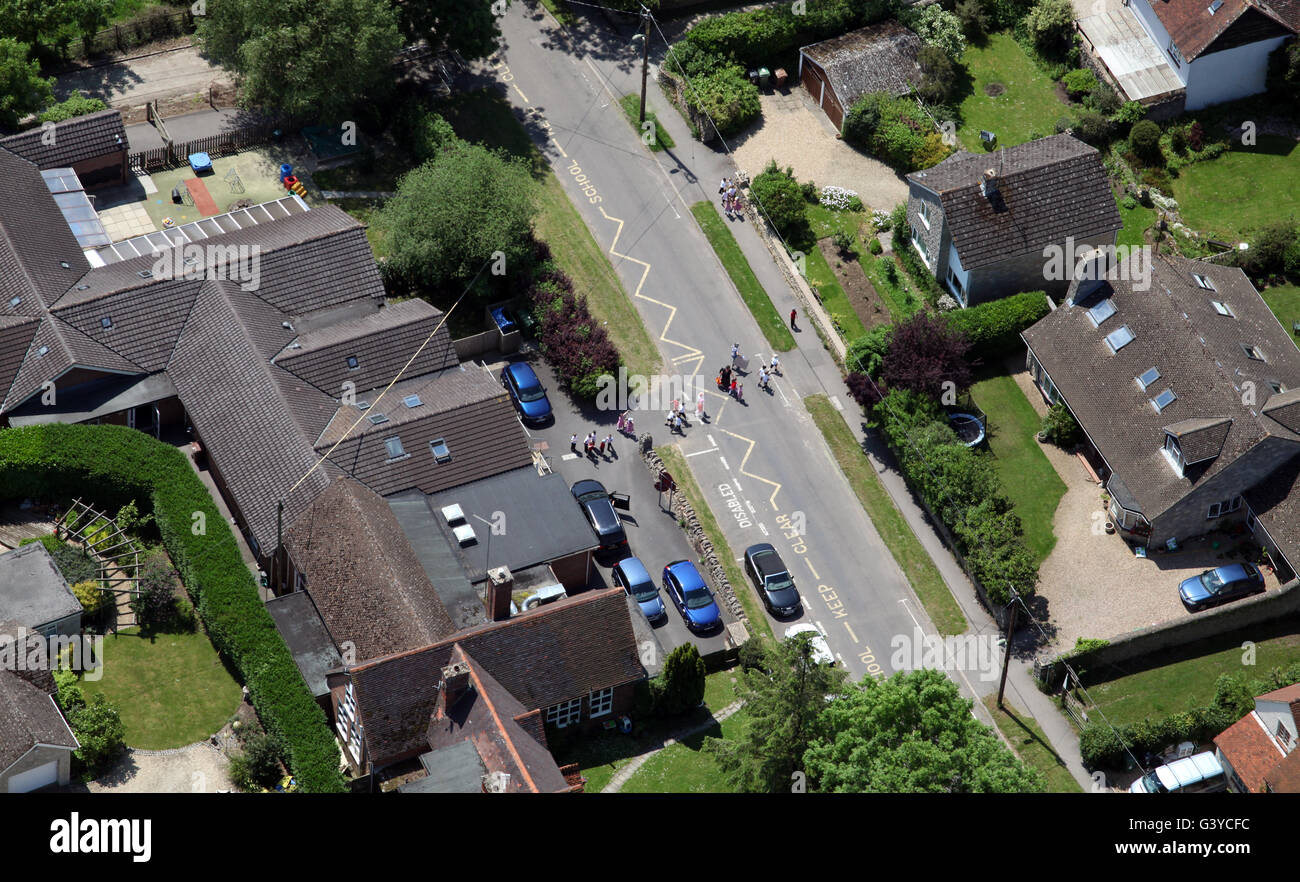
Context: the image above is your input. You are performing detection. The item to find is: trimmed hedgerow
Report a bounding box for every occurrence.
[943,289,1050,360]
[0,424,346,792]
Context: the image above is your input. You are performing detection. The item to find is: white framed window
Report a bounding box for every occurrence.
[1270,380,1286,394]
[946,268,967,306]
[1087,298,1116,327]
[1211,300,1233,317]
[1193,273,1216,291]
[1168,39,1183,67]
[336,682,365,765]
[1207,497,1241,519]
[911,230,931,268]
[430,438,451,463]
[1242,344,1266,362]
[589,687,614,718]
[1162,433,1186,476]
[1104,324,1135,353]
[1150,388,1177,412]
[384,436,407,460]
[1136,367,1160,390]
[1278,722,1293,750]
[546,697,583,728]
[918,200,932,230]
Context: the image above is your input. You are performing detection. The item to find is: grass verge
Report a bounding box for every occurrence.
[983,695,1083,793]
[79,626,242,750]
[618,94,675,152]
[969,371,1066,564]
[804,394,967,635]
[690,201,796,352]
[656,444,772,639]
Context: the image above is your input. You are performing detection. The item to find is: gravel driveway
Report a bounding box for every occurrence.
[730,90,909,214]
[87,742,232,794]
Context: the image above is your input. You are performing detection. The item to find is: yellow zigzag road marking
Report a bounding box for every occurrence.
[716,427,782,510]
[599,206,700,360]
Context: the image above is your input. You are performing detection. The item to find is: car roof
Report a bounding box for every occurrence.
[506,362,539,384]
[666,560,705,588]
[572,478,606,496]
[785,623,820,638]
[749,545,786,575]
[1214,563,1251,580]
[616,556,651,583]
[1156,752,1222,789]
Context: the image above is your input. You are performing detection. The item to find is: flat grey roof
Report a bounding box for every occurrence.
[7,372,176,426]
[265,590,342,699]
[1078,8,1184,102]
[0,543,80,631]
[387,491,486,631]
[399,741,486,793]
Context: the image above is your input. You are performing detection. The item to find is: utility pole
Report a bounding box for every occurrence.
[638,5,651,124]
[997,588,1020,709]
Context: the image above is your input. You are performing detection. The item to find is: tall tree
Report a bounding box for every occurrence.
[804,669,1045,792]
[705,634,847,792]
[656,643,706,715]
[880,311,972,401]
[197,0,403,121]
[0,0,110,55]
[0,37,53,129]
[376,140,538,290]
[394,0,504,59]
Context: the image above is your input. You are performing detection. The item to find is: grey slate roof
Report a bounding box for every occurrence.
[284,476,456,662]
[399,740,486,793]
[0,148,90,311]
[0,543,81,631]
[0,110,127,170]
[800,20,923,102]
[0,668,77,773]
[907,134,1121,270]
[1022,255,1300,520]
[1244,455,1300,571]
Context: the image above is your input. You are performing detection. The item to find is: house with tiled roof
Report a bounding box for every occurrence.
[1214,682,1300,791]
[1022,254,1300,576]
[905,134,1121,307]
[797,21,924,131]
[1123,0,1300,111]
[0,543,81,638]
[0,109,129,189]
[329,588,646,781]
[0,668,78,792]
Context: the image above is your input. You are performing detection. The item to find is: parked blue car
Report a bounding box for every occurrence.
[1178,563,1265,612]
[501,362,552,424]
[612,557,666,624]
[663,560,721,632]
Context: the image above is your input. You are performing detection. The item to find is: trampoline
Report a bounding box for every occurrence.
[948,412,986,447]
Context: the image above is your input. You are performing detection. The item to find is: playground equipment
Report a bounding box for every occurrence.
[279,163,306,197]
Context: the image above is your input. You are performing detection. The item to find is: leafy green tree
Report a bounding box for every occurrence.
[955,0,988,41]
[910,4,966,58]
[750,160,807,239]
[197,0,403,121]
[38,93,106,123]
[657,643,706,715]
[243,732,285,789]
[67,693,126,777]
[1025,0,1074,55]
[377,141,538,290]
[0,38,53,129]
[805,669,1045,792]
[393,0,505,59]
[0,0,110,55]
[1128,119,1162,164]
[916,44,957,104]
[705,633,847,792]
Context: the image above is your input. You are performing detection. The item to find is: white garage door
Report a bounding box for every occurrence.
[8,760,58,793]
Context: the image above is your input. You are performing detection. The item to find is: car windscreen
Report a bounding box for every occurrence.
[684,587,713,609]
[516,382,546,402]
[630,583,657,603]
[767,584,799,606]
[1200,570,1226,593]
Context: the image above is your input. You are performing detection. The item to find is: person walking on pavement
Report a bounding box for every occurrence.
[735,382,744,402]
[720,365,731,390]
[605,434,616,459]
[730,342,740,361]
[789,308,798,330]
[770,353,781,375]
[696,391,706,420]
[758,366,769,391]
[570,433,578,453]
[598,435,607,456]
[729,377,738,397]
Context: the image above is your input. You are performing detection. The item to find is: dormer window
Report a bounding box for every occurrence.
[1087,298,1116,327]
[1193,273,1216,291]
[1163,433,1186,476]
[1104,324,1135,353]
[1241,344,1265,362]
[1211,300,1233,317]
[384,436,407,460]
[1136,367,1160,390]
[1150,388,1177,412]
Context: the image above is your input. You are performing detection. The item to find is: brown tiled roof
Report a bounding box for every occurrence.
[1256,682,1300,706]
[0,668,77,773]
[1215,711,1285,792]
[0,148,89,311]
[49,278,203,373]
[285,476,455,661]
[346,589,646,767]
[907,134,1121,270]
[1022,256,1300,521]
[0,110,127,170]
[1150,0,1295,62]
[801,20,923,102]
[1244,456,1300,570]
[318,366,533,497]
[2,316,144,411]
[1163,416,1233,464]
[1263,745,1300,792]
[275,299,458,396]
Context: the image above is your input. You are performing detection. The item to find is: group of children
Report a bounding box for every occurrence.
[718,348,780,399]
[571,431,616,459]
[719,178,744,217]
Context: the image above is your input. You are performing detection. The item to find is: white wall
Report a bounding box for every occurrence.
[1130,0,1189,85]
[1185,37,1289,110]
[1255,699,1299,751]
[946,242,971,306]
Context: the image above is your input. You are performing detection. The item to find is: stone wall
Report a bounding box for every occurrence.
[1035,578,1300,690]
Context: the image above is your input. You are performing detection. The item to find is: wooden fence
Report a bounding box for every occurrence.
[129,122,281,173]
[79,8,194,60]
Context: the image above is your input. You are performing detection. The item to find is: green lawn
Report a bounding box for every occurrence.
[617,94,675,152]
[955,32,1070,153]
[1261,284,1300,349]
[1116,191,1156,250]
[555,668,741,792]
[860,252,923,321]
[445,91,663,377]
[805,204,865,240]
[79,627,242,750]
[1172,136,1300,239]
[983,696,1083,792]
[1080,632,1300,727]
[805,246,868,340]
[969,371,1066,564]
[690,201,796,352]
[621,672,745,793]
[805,394,967,635]
[657,445,772,638]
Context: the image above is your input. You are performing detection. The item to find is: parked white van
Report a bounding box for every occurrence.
[1129,751,1226,793]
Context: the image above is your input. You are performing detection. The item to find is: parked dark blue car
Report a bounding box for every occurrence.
[501,362,552,424]
[1178,563,1265,612]
[663,560,721,632]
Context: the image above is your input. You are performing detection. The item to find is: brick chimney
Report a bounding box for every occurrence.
[485,566,513,621]
[482,770,512,793]
[436,661,472,719]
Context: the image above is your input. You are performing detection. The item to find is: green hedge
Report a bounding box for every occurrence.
[943,289,1050,359]
[679,0,890,70]
[0,425,346,792]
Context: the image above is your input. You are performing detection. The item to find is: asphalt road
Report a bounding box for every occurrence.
[485,3,943,681]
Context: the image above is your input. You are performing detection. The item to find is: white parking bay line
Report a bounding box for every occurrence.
[685,446,720,458]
